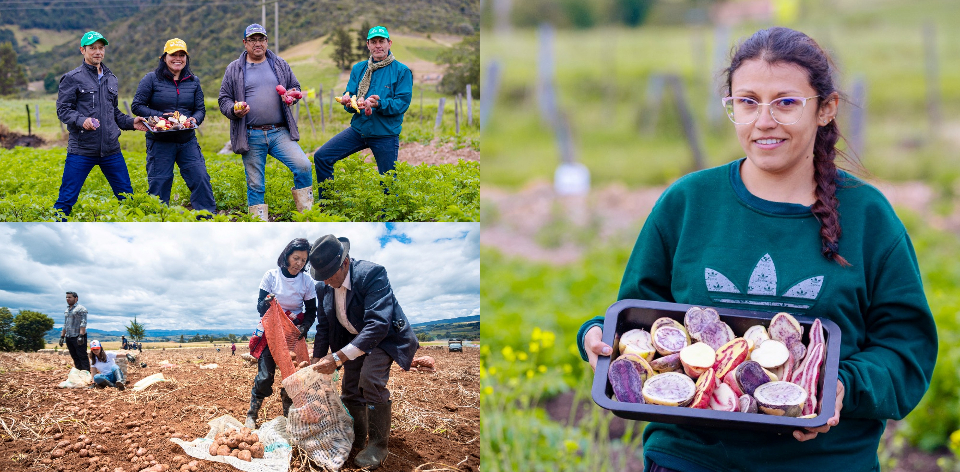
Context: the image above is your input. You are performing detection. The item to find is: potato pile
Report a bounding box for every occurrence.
[207,427,264,462]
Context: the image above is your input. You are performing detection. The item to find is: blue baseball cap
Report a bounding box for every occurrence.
[244,24,268,39]
[367,25,389,40]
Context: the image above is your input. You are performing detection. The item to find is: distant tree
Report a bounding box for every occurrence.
[228,333,238,343]
[179,334,185,344]
[355,20,371,62]
[0,42,27,95]
[416,332,432,342]
[191,333,201,342]
[327,27,355,71]
[44,72,58,94]
[0,29,17,48]
[613,0,654,27]
[437,33,479,98]
[240,334,248,341]
[13,310,54,352]
[0,307,15,351]
[126,316,146,343]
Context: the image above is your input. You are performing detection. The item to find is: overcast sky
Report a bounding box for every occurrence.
[0,223,479,333]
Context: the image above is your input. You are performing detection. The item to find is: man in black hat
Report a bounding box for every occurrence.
[308,234,419,470]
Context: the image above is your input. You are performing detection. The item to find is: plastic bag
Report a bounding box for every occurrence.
[262,300,310,381]
[170,415,292,472]
[58,368,92,388]
[132,373,171,391]
[282,366,353,470]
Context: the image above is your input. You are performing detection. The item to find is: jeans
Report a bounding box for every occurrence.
[240,127,313,206]
[313,127,400,184]
[93,365,124,387]
[145,138,216,213]
[54,152,134,216]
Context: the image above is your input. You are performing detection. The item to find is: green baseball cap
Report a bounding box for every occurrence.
[367,25,389,40]
[80,31,108,47]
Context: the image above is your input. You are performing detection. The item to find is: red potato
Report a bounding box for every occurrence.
[679,342,715,380]
[709,383,739,412]
[712,338,749,382]
[276,85,286,95]
[689,367,717,409]
[796,343,824,416]
[722,370,743,397]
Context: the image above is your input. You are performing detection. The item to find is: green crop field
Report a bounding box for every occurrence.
[0,96,479,222]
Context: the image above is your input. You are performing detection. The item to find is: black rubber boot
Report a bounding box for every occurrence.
[355,401,391,470]
[281,389,293,417]
[343,399,368,452]
[246,396,263,429]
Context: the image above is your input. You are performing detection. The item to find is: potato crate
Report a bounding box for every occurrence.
[591,299,841,433]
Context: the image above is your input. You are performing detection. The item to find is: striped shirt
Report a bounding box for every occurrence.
[63,304,88,337]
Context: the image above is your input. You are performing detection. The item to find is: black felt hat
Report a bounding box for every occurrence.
[309,235,350,281]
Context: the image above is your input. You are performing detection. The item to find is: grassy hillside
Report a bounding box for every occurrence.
[16,0,479,95]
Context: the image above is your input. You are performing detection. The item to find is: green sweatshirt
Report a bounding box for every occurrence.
[577,159,937,472]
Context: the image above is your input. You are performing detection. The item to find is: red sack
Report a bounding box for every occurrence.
[263,299,311,380]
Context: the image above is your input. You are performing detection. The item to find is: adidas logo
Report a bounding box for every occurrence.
[704,253,823,310]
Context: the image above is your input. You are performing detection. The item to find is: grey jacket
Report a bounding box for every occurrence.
[312,259,419,370]
[217,50,301,155]
[56,62,136,157]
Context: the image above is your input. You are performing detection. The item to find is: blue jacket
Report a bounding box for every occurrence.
[218,50,302,154]
[344,53,413,138]
[312,259,419,370]
[56,61,136,157]
[132,70,205,144]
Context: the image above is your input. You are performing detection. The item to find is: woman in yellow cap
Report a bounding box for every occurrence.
[132,38,216,216]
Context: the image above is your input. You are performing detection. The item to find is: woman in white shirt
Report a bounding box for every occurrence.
[245,238,318,429]
[89,340,125,390]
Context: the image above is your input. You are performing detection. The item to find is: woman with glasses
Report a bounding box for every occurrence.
[245,238,317,429]
[578,27,936,471]
[132,38,216,216]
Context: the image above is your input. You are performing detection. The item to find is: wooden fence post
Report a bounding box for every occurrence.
[304,99,316,136]
[641,74,666,135]
[35,104,40,128]
[849,75,866,159]
[480,60,501,131]
[330,90,336,120]
[420,87,424,127]
[706,25,730,128]
[466,84,473,126]
[665,74,706,171]
[318,83,325,133]
[25,104,31,136]
[124,100,131,116]
[435,97,446,130]
[455,93,461,135]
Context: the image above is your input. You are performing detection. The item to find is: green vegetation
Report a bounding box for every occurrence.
[438,33,479,98]
[0,42,26,94]
[413,320,480,341]
[12,310,55,352]
[0,307,16,352]
[125,316,146,344]
[481,0,960,191]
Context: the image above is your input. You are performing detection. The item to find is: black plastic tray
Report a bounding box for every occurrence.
[591,299,841,433]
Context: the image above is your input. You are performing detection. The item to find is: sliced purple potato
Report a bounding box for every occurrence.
[653,325,690,356]
[649,352,682,373]
[735,360,771,397]
[608,353,654,403]
[684,307,720,342]
[754,381,808,417]
[738,394,758,414]
[699,320,736,351]
[641,372,696,407]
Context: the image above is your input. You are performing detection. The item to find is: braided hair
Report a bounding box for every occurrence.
[724,27,851,267]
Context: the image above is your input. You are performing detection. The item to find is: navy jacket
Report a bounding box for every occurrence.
[132,70,205,144]
[312,259,419,370]
[218,50,301,154]
[56,61,136,157]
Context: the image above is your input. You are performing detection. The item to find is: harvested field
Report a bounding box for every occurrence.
[0,346,479,471]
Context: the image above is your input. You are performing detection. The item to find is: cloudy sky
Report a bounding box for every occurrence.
[0,223,479,333]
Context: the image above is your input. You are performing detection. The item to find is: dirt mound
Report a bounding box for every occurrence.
[0,132,45,149]
[358,141,479,166]
[0,347,479,471]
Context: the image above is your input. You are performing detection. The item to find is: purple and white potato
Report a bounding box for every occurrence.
[642,372,696,407]
[608,353,654,403]
[754,381,808,417]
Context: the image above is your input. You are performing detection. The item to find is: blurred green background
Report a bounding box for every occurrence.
[480,0,960,470]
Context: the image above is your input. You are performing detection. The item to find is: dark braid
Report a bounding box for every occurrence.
[724,27,852,267]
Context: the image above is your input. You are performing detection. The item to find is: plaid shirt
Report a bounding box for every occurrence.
[63,304,87,337]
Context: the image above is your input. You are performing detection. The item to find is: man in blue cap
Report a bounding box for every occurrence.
[218,24,313,221]
[313,25,413,200]
[54,31,148,218]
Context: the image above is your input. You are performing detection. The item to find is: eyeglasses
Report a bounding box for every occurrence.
[245,38,268,44]
[721,96,819,125]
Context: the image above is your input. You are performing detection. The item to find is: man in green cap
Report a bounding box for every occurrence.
[313,25,413,200]
[54,31,148,218]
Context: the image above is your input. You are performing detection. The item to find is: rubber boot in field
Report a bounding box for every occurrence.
[245,396,263,429]
[343,399,368,452]
[291,187,314,213]
[248,204,268,222]
[281,389,293,417]
[355,401,390,470]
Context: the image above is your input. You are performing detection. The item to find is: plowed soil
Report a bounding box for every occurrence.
[0,346,479,472]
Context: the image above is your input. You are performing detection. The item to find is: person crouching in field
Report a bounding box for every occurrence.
[54,31,149,218]
[313,26,412,201]
[132,38,216,216]
[218,24,313,221]
[89,340,126,390]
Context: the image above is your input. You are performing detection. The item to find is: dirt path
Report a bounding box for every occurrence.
[0,347,479,471]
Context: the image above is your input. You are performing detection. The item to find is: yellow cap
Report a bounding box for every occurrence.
[162,38,188,56]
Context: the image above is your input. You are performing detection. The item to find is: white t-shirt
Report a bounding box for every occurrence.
[259,268,317,314]
[91,351,117,374]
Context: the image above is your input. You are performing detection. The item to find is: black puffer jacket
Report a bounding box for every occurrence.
[56,61,136,157]
[132,67,205,144]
